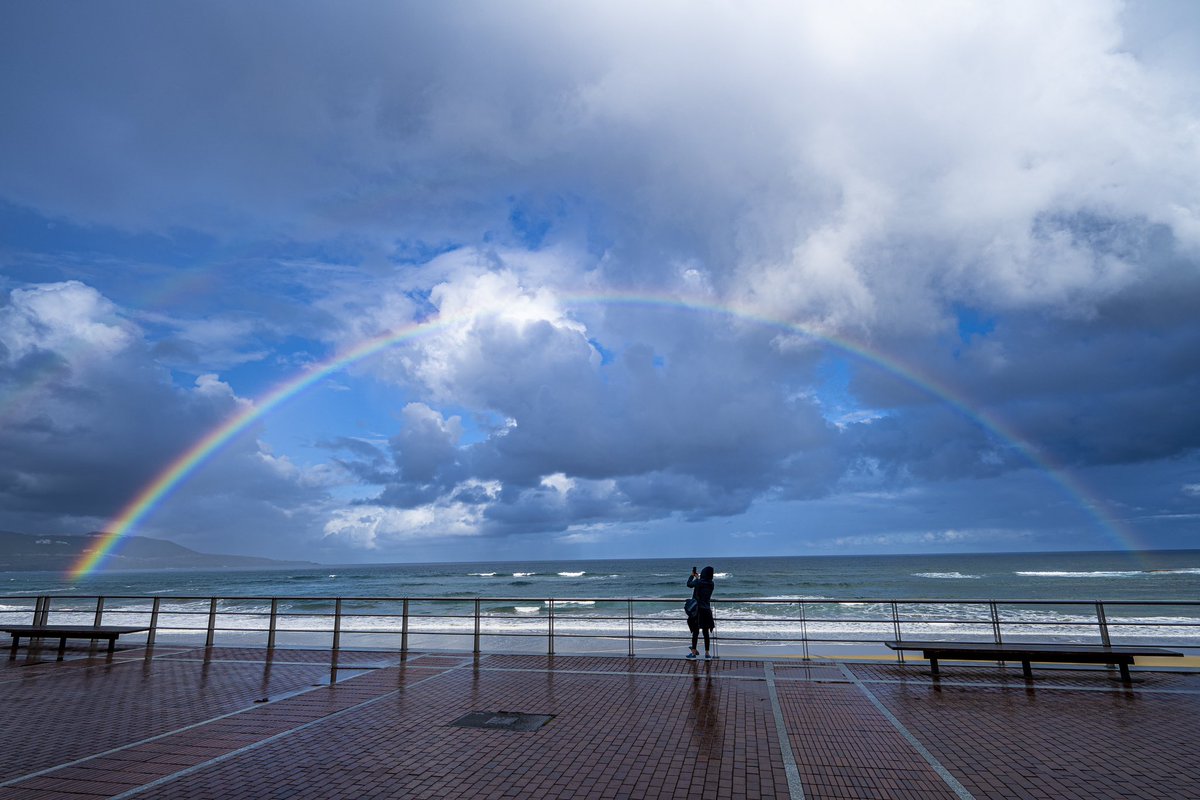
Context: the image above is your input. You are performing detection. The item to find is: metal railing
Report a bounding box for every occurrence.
[2,595,1198,660]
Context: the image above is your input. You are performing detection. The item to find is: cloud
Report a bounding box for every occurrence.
[830,528,1031,550]
[3,2,1197,328]
[315,262,847,540]
[1,281,133,361]
[556,529,608,545]
[1,4,1199,558]
[323,483,498,548]
[0,282,330,555]
[731,530,774,540]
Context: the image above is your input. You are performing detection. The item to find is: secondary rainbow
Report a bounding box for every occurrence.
[69,293,1140,577]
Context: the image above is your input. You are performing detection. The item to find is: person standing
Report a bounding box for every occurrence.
[686,565,716,659]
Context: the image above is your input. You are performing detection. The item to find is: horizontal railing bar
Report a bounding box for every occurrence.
[37,618,1196,629]
[17,594,1200,659]
[16,593,1200,606]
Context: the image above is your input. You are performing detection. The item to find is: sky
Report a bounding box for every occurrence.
[1,1,1198,566]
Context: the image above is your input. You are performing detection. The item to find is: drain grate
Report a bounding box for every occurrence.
[450,711,555,732]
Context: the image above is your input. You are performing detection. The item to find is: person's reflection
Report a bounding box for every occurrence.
[687,672,722,757]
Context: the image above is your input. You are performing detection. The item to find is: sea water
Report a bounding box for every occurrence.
[3,550,1198,656]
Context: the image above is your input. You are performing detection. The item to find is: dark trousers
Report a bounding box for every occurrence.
[688,610,714,651]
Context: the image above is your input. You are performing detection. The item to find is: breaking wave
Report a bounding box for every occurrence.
[1018,570,1146,578]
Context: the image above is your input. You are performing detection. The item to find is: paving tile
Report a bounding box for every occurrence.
[1,645,1196,799]
[848,663,1200,800]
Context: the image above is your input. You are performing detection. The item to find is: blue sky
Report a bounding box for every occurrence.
[1,1,1198,564]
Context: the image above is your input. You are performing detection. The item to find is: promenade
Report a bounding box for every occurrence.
[1,642,1196,799]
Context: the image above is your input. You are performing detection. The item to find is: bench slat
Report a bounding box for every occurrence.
[883,640,1183,686]
[884,640,1181,657]
[3,625,150,636]
[4,626,151,662]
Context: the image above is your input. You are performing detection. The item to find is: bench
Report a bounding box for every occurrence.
[884,640,1183,685]
[4,625,151,662]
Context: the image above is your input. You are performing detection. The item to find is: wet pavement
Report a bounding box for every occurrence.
[1,641,1197,798]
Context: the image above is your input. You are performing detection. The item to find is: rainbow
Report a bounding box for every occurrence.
[69,293,1139,577]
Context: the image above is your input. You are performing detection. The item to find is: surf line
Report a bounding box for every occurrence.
[70,292,1138,578]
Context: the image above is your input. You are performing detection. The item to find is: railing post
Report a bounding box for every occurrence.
[205,597,218,648]
[90,596,106,647]
[989,601,1003,644]
[267,598,278,650]
[713,602,719,659]
[799,601,810,661]
[35,595,50,625]
[1096,601,1112,647]
[547,599,555,656]
[332,598,343,655]
[627,599,634,658]
[891,601,904,664]
[473,598,481,655]
[147,597,161,647]
[400,598,409,656]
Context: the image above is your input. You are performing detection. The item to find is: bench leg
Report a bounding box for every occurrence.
[9,636,19,660]
[1119,662,1131,684]
[57,637,67,661]
[1022,660,1033,681]
[107,638,117,656]
[929,656,939,677]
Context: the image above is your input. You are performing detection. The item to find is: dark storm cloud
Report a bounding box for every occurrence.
[2,2,1199,556]
[0,282,330,554]
[325,295,845,540]
[0,2,608,240]
[845,240,1200,480]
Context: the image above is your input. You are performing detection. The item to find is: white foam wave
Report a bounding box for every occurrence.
[558,571,585,577]
[550,600,595,606]
[713,572,731,579]
[512,572,535,577]
[27,605,1197,648]
[1017,571,1144,578]
[2,587,70,596]
[1018,568,1200,578]
[913,572,981,579]
[469,572,498,577]
[0,604,35,613]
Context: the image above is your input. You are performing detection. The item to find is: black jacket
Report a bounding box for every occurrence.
[687,575,714,610]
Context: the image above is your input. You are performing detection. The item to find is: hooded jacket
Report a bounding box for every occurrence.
[687,566,715,611]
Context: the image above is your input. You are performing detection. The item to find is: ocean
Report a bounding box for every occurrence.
[4,550,1199,656]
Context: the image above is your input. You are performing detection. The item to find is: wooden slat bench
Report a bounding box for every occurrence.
[884,640,1183,685]
[4,625,150,662]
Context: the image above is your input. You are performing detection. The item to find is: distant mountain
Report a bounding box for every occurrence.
[0,531,318,572]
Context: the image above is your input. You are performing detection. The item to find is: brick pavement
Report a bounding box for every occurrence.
[1,641,1197,799]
